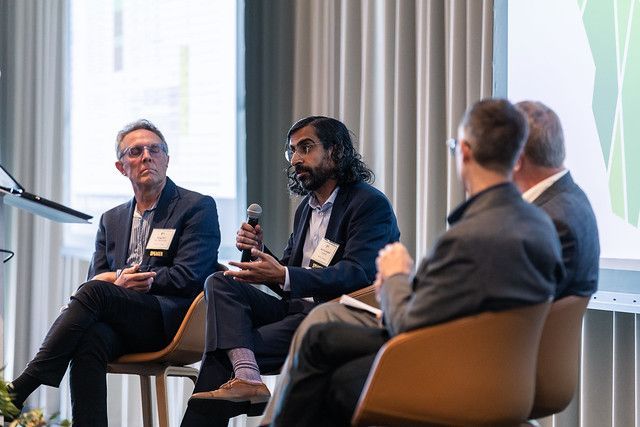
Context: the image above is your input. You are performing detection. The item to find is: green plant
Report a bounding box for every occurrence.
[0,377,20,420]
[1,374,71,426]
[7,409,71,427]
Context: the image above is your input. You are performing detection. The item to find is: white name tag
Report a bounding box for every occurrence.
[146,228,176,251]
[310,238,340,268]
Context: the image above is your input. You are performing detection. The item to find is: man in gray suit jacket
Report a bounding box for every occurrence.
[269,99,565,426]
[514,100,599,299]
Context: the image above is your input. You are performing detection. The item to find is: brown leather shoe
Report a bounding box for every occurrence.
[190,378,271,404]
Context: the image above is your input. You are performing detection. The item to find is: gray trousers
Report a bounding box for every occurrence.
[260,301,380,425]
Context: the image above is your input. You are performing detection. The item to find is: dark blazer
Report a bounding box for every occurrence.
[533,172,600,298]
[381,183,564,336]
[87,177,221,336]
[271,181,400,302]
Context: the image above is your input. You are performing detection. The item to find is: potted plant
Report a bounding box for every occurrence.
[1,376,71,426]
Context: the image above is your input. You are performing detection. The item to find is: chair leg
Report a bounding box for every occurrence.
[140,375,154,427]
[156,373,170,427]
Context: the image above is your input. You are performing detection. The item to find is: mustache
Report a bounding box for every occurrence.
[294,165,312,174]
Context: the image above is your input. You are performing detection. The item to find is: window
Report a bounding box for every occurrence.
[66,0,243,262]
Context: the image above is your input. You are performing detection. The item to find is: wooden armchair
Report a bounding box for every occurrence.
[351,301,552,426]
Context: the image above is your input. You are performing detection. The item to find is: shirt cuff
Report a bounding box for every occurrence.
[283,267,291,291]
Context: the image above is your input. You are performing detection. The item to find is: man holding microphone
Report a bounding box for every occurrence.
[182,116,399,426]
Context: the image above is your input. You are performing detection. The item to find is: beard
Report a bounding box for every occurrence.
[295,159,334,193]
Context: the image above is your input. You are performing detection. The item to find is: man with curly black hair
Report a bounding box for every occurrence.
[284,116,374,196]
[182,116,400,426]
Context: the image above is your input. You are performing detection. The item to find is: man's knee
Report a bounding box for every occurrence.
[204,271,226,299]
[303,323,386,364]
[306,302,349,324]
[206,271,240,297]
[292,303,345,346]
[74,280,113,299]
[70,280,122,313]
[308,301,380,330]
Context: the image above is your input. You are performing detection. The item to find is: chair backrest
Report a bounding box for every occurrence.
[351,301,551,427]
[116,291,207,365]
[529,295,590,419]
[116,263,227,365]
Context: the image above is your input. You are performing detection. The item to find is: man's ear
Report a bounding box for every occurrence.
[460,140,472,163]
[513,155,523,173]
[115,161,126,176]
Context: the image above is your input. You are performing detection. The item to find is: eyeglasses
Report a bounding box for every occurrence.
[446,138,458,155]
[284,141,321,162]
[119,143,167,160]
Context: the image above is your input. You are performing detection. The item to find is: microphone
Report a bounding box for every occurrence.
[241,203,263,262]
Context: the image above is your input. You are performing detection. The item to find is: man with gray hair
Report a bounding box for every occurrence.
[514,100,599,298]
[7,119,221,426]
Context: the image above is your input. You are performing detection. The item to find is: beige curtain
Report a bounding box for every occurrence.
[241,2,495,426]
[1,0,496,425]
[244,2,495,422]
[0,0,71,418]
[288,0,494,260]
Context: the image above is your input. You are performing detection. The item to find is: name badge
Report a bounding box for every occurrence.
[310,238,340,268]
[146,229,176,258]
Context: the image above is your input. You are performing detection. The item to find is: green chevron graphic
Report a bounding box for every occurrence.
[580,0,640,225]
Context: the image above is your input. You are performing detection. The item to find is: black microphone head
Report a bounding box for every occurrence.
[247,203,262,220]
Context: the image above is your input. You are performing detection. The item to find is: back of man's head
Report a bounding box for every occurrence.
[516,101,565,168]
[461,99,529,174]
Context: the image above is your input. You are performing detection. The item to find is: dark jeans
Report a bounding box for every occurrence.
[23,280,168,427]
[271,322,388,427]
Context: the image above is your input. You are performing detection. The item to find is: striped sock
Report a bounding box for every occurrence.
[227,347,262,383]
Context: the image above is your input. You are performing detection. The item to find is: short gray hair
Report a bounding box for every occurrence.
[460,98,529,174]
[115,119,168,158]
[516,101,565,168]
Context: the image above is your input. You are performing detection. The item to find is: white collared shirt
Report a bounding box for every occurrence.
[283,186,340,292]
[521,169,568,203]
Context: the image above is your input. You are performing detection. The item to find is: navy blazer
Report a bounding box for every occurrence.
[269,181,400,302]
[533,172,600,298]
[87,177,221,336]
[381,183,564,336]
